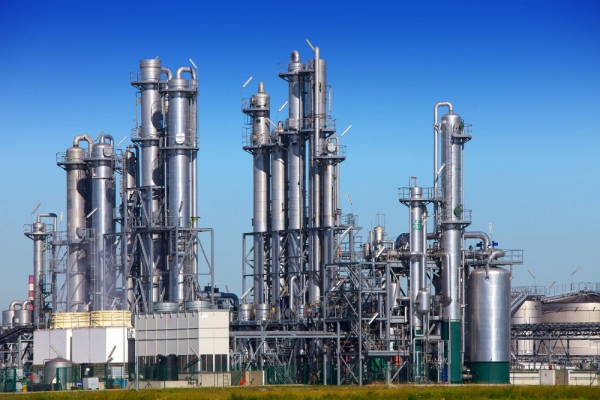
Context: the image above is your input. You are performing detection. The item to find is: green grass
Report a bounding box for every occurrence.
[4,384,599,400]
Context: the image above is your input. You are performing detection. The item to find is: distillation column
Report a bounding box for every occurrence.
[271,123,286,314]
[165,68,197,304]
[248,83,270,314]
[308,47,326,306]
[439,110,464,383]
[409,183,427,379]
[25,214,57,325]
[59,135,93,312]
[284,51,305,313]
[90,135,117,310]
[135,59,166,308]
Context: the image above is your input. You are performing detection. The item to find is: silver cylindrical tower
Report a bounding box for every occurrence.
[137,59,165,307]
[285,51,305,312]
[271,124,286,309]
[24,213,56,326]
[409,185,424,327]
[91,135,116,310]
[439,109,464,383]
[60,135,93,312]
[287,50,303,131]
[469,267,510,383]
[165,70,197,304]
[440,111,463,321]
[307,49,326,306]
[31,222,45,325]
[250,82,270,309]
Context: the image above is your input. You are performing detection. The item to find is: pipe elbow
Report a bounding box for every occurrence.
[176,66,196,81]
[73,134,93,150]
[9,301,22,310]
[488,249,505,261]
[291,50,300,62]
[161,67,172,81]
[99,134,114,145]
[464,231,490,249]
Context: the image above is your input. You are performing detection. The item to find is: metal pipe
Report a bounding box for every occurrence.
[161,67,172,81]
[36,213,57,230]
[463,231,490,248]
[73,135,93,154]
[8,301,22,311]
[176,66,196,81]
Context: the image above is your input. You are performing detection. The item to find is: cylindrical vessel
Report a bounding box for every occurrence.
[185,300,210,311]
[31,222,45,325]
[239,304,254,322]
[2,310,15,328]
[540,300,600,357]
[153,302,179,313]
[137,59,166,308]
[271,125,285,307]
[469,267,510,383]
[440,112,463,383]
[62,142,90,312]
[409,185,424,328]
[44,358,73,385]
[91,135,116,311]
[157,354,178,381]
[417,290,430,314]
[374,225,384,243]
[13,307,32,326]
[255,303,270,321]
[250,83,270,306]
[165,76,195,304]
[286,51,304,130]
[511,300,542,355]
[440,112,463,321]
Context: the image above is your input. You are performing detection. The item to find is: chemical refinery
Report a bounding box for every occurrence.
[0,45,598,391]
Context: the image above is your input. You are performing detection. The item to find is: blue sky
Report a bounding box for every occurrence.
[0,0,598,308]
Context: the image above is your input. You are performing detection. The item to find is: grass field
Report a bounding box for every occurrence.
[4,384,600,400]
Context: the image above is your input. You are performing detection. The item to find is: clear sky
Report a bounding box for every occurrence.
[0,0,598,308]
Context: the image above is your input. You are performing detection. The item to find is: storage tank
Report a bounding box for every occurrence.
[44,357,73,384]
[542,297,600,357]
[2,309,14,328]
[512,300,542,355]
[239,304,254,321]
[469,267,510,383]
[157,354,178,381]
